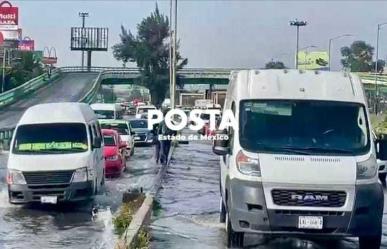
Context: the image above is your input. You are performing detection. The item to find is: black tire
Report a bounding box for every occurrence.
[226,212,244,248]
[379,173,386,186]
[359,234,381,249]
[220,198,226,223]
[101,172,105,186]
[130,147,134,156]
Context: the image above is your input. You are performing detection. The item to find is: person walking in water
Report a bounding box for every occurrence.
[159,109,175,166]
[153,122,161,164]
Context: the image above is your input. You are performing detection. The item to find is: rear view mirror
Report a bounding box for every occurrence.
[212,130,229,156]
[92,137,102,149]
[377,138,387,161]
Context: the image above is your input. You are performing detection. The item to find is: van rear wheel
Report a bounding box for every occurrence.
[226,212,244,248]
[220,198,226,223]
[359,233,381,249]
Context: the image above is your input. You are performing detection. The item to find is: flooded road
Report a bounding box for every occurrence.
[150,140,387,249]
[0,144,157,249]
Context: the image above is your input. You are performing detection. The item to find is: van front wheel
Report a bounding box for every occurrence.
[226,212,244,248]
[359,234,381,249]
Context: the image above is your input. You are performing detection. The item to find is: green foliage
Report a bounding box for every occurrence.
[341,41,375,72]
[131,229,150,249]
[112,5,188,106]
[113,195,145,236]
[2,51,44,91]
[265,61,286,69]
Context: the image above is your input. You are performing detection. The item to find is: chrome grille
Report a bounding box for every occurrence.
[272,189,346,207]
[23,171,74,185]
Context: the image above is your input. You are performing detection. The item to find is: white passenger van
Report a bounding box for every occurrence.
[7,103,105,204]
[135,105,156,119]
[90,103,123,119]
[213,69,387,248]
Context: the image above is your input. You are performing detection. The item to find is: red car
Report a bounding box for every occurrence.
[102,129,127,177]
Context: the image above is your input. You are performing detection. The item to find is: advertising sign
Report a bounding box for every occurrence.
[70,27,108,51]
[0,28,20,40]
[18,39,34,51]
[298,51,329,70]
[0,1,18,26]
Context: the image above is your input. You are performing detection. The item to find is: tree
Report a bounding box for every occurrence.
[372,59,386,73]
[265,60,286,69]
[341,41,374,72]
[2,51,44,91]
[112,5,188,106]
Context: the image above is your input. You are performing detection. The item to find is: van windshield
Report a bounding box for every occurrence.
[94,110,115,119]
[239,100,370,155]
[13,123,88,154]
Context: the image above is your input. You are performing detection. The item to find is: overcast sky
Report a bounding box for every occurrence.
[11,0,387,70]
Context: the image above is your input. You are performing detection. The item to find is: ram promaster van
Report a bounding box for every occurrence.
[7,103,105,204]
[213,69,387,248]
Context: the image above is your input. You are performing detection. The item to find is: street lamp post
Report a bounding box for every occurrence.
[375,22,387,114]
[328,34,352,71]
[290,19,307,69]
[79,12,89,70]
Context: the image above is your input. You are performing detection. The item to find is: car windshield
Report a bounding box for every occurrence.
[13,123,88,154]
[100,122,128,135]
[239,100,370,155]
[130,120,148,129]
[103,135,116,146]
[94,110,115,119]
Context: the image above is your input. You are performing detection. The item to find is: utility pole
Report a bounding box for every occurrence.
[171,0,177,109]
[169,0,173,108]
[290,19,307,69]
[328,34,352,71]
[375,22,387,115]
[2,48,6,93]
[79,12,89,70]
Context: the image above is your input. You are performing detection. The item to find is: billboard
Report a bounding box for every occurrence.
[298,51,329,70]
[70,27,108,51]
[0,28,20,40]
[0,1,18,26]
[18,39,34,51]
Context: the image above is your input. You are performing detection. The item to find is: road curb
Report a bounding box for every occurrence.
[114,142,177,248]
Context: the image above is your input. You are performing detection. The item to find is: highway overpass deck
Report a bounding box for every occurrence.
[0,72,98,130]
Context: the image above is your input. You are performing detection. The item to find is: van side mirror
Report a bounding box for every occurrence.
[212,130,229,156]
[92,137,102,149]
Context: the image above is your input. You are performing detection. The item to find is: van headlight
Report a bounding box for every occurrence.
[236,150,261,177]
[357,155,378,180]
[72,167,88,182]
[7,169,26,185]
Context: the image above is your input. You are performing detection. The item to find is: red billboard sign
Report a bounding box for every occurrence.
[18,39,34,51]
[0,1,18,26]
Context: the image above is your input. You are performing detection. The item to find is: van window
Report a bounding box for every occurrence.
[239,100,370,155]
[13,123,88,154]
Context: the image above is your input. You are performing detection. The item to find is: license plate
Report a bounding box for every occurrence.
[40,196,58,204]
[298,216,323,229]
[134,136,141,140]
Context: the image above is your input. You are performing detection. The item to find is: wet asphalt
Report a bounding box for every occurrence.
[150,139,387,249]
[0,144,157,249]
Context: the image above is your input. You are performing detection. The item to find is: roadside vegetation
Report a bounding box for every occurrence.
[131,229,150,249]
[2,51,44,92]
[113,194,146,236]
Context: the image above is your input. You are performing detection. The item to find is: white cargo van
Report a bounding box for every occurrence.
[91,103,123,119]
[213,70,387,248]
[7,103,105,204]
